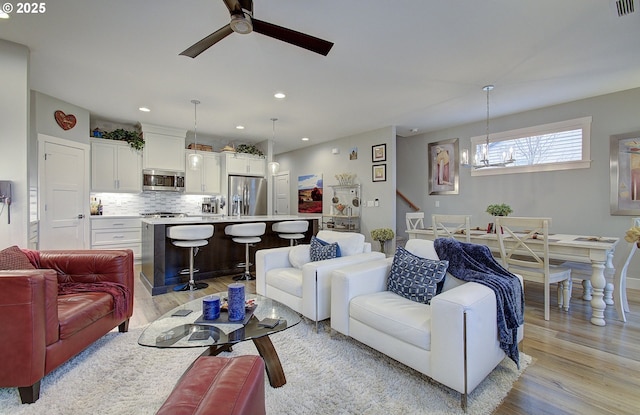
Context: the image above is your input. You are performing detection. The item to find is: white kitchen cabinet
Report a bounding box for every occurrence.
[90,217,141,263]
[91,138,142,192]
[224,152,266,177]
[140,123,186,172]
[185,151,221,194]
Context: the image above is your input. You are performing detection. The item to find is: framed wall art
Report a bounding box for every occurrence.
[298,173,323,213]
[372,144,386,162]
[428,138,459,195]
[372,164,386,182]
[610,131,640,215]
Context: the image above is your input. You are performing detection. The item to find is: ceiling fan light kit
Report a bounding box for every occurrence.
[230,13,252,34]
[180,0,334,58]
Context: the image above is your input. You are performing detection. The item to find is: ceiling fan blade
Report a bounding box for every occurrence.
[252,18,333,56]
[180,25,234,58]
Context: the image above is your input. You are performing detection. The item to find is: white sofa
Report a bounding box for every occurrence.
[255,231,385,330]
[330,239,524,409]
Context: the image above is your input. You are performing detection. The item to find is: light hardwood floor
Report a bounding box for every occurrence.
[130,270,639,415]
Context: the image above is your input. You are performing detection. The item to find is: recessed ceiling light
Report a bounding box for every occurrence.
[274,92,286,99]
[0,12,9,19]
[138,107,151,112]
[301,137,310,141]
[236,125,245,130]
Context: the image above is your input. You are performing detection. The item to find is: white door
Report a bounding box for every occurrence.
[274,172,290,215]
[39,135,90,249]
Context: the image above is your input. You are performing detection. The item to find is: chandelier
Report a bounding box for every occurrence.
[461,85,515,169]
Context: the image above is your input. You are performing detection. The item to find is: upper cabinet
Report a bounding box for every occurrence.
[223,152,266,177]
[185,151,221,194]
[140,123,186,172]
[91,138,142,192]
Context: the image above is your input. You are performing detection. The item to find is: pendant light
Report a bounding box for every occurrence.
[188,99,203,171]
[267,117,280,175]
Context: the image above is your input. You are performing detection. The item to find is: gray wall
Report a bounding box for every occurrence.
[397,87,640,288]
[276,126,396,246]
[0,40,29,248]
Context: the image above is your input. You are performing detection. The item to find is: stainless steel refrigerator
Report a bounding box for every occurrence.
[228,175,268,216]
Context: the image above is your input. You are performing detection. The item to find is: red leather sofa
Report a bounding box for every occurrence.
[156,355,266,415]
[0,249,134,404]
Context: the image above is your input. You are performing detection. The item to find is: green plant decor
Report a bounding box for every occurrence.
[103,128,145,150]
[371,228,395,254]
[486,203,513,216]
[235,144,264,157]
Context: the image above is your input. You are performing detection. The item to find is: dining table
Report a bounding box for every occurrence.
[407,228,620,326]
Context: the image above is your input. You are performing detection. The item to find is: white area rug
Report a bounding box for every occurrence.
[0,321,530,415]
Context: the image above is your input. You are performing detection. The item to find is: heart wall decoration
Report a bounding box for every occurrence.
[54,110,77,131]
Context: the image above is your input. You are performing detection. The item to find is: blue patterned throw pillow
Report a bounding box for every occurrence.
[310,236,340,261]
[387,246,448,304]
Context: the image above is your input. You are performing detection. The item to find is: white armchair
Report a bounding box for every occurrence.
[330,239,524,410]
[255,231,385,331]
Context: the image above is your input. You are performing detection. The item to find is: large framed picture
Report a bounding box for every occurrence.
[372,144,386,162]
[610,131,640,215]
[428,138,459,195]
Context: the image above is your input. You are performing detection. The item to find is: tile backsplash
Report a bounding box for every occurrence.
[91,192,208,216]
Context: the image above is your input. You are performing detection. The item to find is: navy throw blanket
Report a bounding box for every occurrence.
[434,238,524,367]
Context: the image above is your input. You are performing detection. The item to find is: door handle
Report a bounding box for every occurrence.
[77,214,85,219]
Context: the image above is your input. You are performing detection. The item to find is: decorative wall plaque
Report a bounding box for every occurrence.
[54,110,77,130]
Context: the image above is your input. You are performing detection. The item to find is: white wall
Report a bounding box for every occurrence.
[0,40,29,248]
[397,87,640,288]
[276,126,396,246]
[34,91,90,145]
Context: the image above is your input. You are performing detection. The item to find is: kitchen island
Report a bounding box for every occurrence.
[140,215,320,295]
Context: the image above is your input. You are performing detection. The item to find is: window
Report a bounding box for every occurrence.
[469,117,592,176]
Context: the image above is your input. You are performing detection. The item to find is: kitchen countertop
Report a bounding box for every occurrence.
[141,214,320,225]
[90,215,143,219]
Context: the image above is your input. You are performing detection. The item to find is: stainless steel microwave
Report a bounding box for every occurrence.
[142,169,185,192]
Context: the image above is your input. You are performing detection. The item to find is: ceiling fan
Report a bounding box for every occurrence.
[180,0,334,58]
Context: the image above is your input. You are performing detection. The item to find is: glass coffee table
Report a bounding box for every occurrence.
[138,292,301,387]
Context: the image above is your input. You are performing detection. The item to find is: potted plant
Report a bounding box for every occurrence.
[235,144,264,157]
[486,203,512,233]
[371,228,394,254]
[486,203,513,217]
[625,226,640,248]
[103,128,145,150]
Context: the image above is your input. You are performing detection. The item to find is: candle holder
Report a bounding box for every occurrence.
[202,294,220,320]
[227,283,246,322]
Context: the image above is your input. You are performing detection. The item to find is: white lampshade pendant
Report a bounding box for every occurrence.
[268,161,280,175]
[268,117,280,175]
[189,99,202,171]
[188,152,203,170]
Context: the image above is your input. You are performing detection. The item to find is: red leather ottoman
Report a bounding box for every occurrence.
[156,355,266,415]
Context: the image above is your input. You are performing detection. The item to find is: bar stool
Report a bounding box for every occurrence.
[167,224,214,291]
[272,220,309,246]
[225,222,266,281]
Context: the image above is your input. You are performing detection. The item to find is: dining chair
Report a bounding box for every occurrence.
[405,212,425,231]
[431,214,471,243]
[495,216,572,321]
